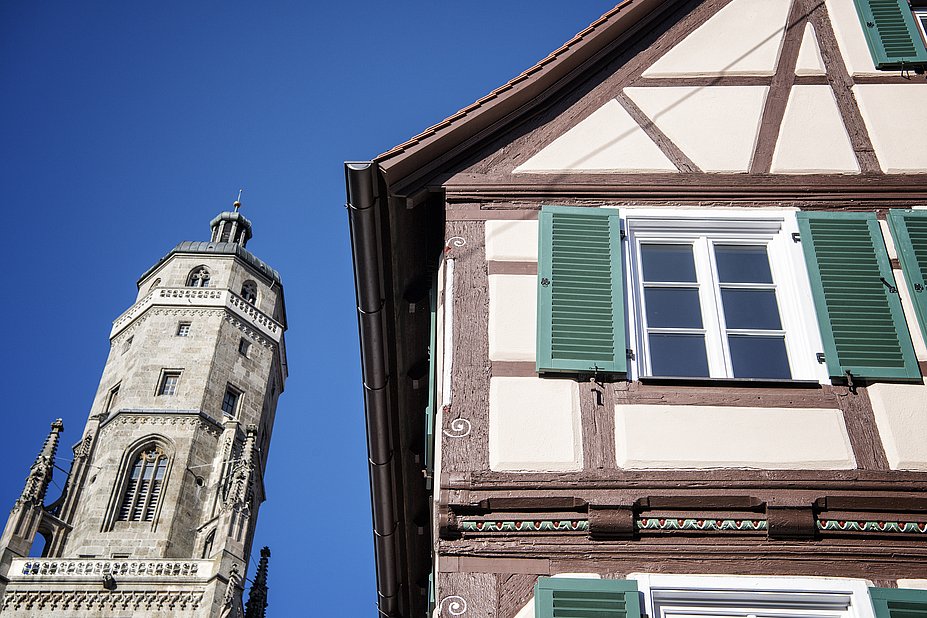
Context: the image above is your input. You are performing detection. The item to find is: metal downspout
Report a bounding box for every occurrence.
[345,162,401,617]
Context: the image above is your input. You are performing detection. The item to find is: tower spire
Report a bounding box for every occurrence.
[19,419,64,505]
[210,192,253,247]
[244,546,270,618]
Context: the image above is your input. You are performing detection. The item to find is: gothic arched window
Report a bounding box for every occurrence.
[186,266,211,288]
[241,280,257,304]
[117,445,169,522]
[149,278,161,293]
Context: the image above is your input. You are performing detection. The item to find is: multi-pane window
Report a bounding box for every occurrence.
[222,387,241,417]
[241,280,257,304]
[186,266,210,288]
[117,446,168,522]
[239,338,251,357]
[176,322,191,337]
[636,240,790,379]
[916,9,927,45]
[158,371,180,396]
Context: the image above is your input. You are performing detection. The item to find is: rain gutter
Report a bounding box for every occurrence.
[345,161,402,618]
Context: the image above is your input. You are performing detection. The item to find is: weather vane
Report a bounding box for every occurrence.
[234,189,243,212]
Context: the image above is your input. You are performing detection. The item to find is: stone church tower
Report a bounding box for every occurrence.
[0,202,286,617]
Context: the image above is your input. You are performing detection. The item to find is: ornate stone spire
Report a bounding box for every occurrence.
[19,419,64,505]
[210,193,253,247]
[225,425,258,509]
[244,546,270,618]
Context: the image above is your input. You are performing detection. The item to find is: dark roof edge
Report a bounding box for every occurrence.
[375,0,674,192]
[137,242,283,287]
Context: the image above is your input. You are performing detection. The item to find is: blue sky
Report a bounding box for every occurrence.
[1,2,616,615]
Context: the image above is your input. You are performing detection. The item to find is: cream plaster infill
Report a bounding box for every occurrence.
[111,287,283,341]
[485,220,538,262]
[898,580,927,590]
[615,404,856,469]
[489,377,582,472]
[795,23,827,75]
[868,382,927,471]
[854,84,927,173]
[771,85,859,173]
[624,86,769,172]
[642,0,791,77]
[825,0,880,76]
[488,275,537,362]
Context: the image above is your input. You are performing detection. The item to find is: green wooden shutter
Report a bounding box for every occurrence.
[535,577,640,618]
[869,587,927,618]
[796,211,920,381]
[888,210,927,346]
[852,0,927,69]
[537,205,625,376]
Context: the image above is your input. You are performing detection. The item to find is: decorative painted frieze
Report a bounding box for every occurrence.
[460,519,588,533]
[637,517,767,532]
[817,520,927,534]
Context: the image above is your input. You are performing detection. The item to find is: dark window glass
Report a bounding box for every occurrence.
[222,389,240,417]
[641,244,697,283]
[648,333,710,377]
[715,245,773,283]
[720,289,782,330]
[645,288,703,328]
[728,335,791,379]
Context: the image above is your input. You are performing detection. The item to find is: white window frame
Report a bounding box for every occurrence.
[629,573,876,618]
[915,8,927,45]
[623,208,828,383]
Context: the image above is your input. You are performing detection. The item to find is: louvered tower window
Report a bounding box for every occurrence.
[118,446,169,522]
[241,280,258,304]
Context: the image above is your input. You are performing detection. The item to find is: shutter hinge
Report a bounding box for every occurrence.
[791,232,801,243]
[626,348,635,359]
[915,283,924,292]
[844,369,855,391]
[620,230,627,240]
[880,277,898,294]
[816,352,826,364]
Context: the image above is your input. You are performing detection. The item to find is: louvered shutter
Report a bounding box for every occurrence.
[535,577,640,618]
[537,206,625,376]
[888,210,927,345]
[869,587,927,618]
[797,212,920,381]
[852,0,927,69]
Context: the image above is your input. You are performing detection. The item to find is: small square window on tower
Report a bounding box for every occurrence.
[176,322,191,337]
[238,338,251,357]
[158,371,181,396]
[122,335,133,355]
[221,386,242,418]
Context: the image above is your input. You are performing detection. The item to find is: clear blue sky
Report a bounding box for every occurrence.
[1,2,616,615]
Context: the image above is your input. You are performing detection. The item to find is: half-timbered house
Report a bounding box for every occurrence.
[346,1,927,616]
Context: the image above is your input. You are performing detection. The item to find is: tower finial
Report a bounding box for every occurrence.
[19,419,64,505]
[234,189,243,212]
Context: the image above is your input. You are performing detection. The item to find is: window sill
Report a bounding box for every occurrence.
[638,376,822,389]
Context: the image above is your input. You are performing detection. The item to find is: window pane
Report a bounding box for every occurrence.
[715,245,773,283]
[645,288,703,328]
[728,335,791,379]
[641,244,697,282]
[720,289,782,330]
[648,334,709,377]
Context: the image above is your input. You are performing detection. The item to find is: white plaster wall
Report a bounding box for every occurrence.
[771,85,858,174]
[825,0,880,76]
[485,220,539,262]
[615,404,856,469]
[854,85,927,173]
[869,382,927,471]
[795,23,827,75]
[489,377,582,471]
[513,99,677,173]
[625,86,768,172]
[488,275,537,362]
[643,0,791,76]
[898,580,927,590]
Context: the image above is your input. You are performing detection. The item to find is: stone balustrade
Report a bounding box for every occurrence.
[10,558,213,579]
[110,287,281,339]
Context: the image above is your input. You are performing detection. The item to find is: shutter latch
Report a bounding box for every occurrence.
[915,283,924,292]
[791,232,801,243]
[816,352,826,364]
[880,277,898,294]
